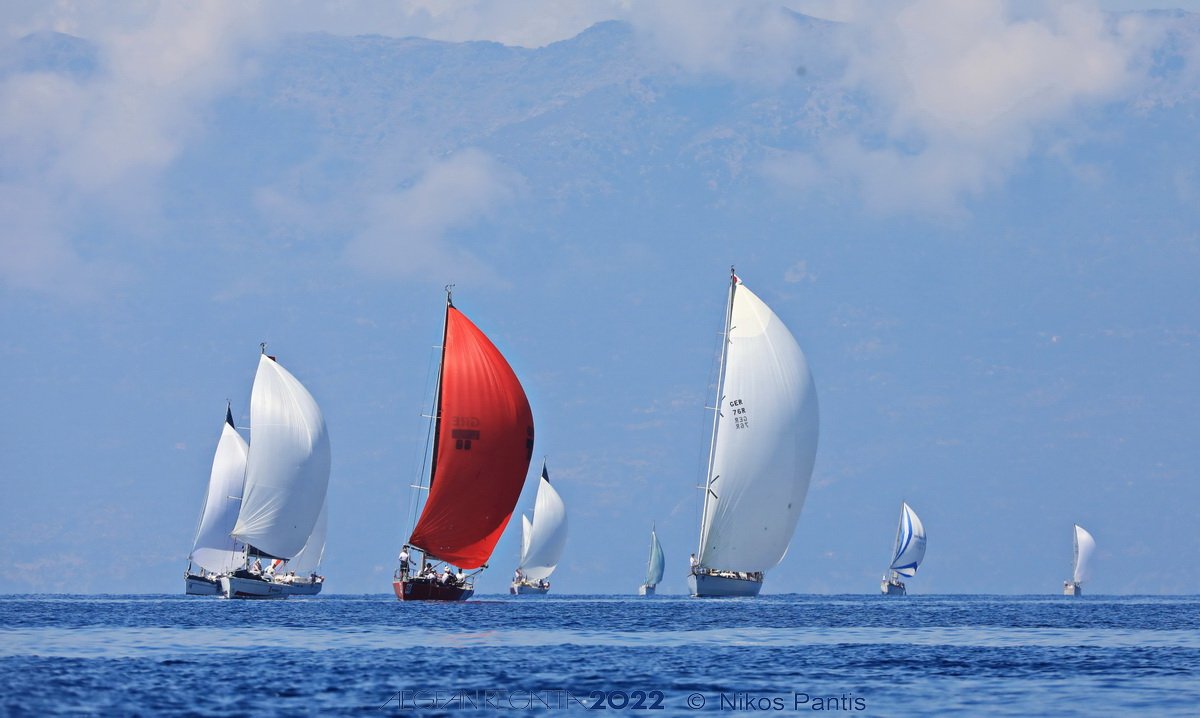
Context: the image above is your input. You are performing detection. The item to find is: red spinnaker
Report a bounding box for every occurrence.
[408,306,535,568]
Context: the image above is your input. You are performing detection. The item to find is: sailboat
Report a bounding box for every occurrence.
[185,404,248,595]
[511,461,567,595]
[219,348,331,599]
[1063,524,1095,596]
[881,502,926,596]
[639,526,665,596]
[689,268,820,597]
[394,288,535,601]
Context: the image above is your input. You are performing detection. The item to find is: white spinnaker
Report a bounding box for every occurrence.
[232,354,331,559]
[699,281,819,573]
[190,418,248,572]
[646,529,665,586]
[518,475,567,581]
[287,502,327,575]
[1073,524,1096,584]
[889,503,927,577]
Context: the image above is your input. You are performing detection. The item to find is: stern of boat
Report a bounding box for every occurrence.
[394,573,474,601]
[689,569,763,597]
[221,573,288,600]
[184,573,221,596]
[510,580,550,596]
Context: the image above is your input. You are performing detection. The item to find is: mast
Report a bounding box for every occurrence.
[410,285,454,563]
[696,266,738,563]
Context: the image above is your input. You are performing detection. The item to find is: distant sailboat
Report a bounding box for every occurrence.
[1063,524,1095,596]
[881,502,926,596]
[689,268,820,597]
[394,288,535,601]
[185,404,248,595]
[639,526,665,596]
[220,348,331,600]
[511,461,567,595]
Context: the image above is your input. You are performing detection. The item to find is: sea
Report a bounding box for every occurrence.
[1,594,1197,716]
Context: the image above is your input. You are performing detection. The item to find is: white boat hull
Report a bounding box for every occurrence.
[1064,581,1082,596]
[689,571,762,597]
[510,580,550,595]
[638,584,656,596]
[281,578,323,596]
[185,574,221,596]
[881,578,906,596]
[221,574,287,600]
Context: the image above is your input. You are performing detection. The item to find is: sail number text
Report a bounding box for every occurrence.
[728,399,749,429]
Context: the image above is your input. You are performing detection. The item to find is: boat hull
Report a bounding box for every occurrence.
[221,574,287,600]
[881,578,906,596]
[689,571,762,597]
[393,578,474,602]
[510,581,549,595]
[185,574,221,596]
[281,578,323,597]
[1063,582,1082,596]
[638,584,656,596]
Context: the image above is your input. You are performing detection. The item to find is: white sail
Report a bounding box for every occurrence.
[698,279,820,572]
[520,514,533,566]
[646,529,665,586]
[889,502,927,577]
[190,412,248,573]
[1073,524,1095,584]
[286,502,327,576]
[517,467,567,581]
[231,354,331,559]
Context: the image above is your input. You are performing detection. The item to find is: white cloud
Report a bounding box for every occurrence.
[0,3,268,295]
[784,260,814,284]
[344,148,521,281]
[274,0,626,48]
[814,0,1164,213]
[627,1,813,84]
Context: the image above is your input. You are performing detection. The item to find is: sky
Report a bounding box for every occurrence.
[1,1,1198,595]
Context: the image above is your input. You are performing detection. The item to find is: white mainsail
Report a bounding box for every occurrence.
[286,502,327,575]
[231,353,331,560]
[189,408,248,573]
[1073,524,1095,584]
[645,528,665,587]
[517,464,567,581]
[697,277,820,573]
[889,502,927,577]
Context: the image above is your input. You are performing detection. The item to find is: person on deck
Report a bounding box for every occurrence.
[398,546,411,578]
[440,566,453,584]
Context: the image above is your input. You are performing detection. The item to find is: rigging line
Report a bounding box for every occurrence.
[404,341,443,544]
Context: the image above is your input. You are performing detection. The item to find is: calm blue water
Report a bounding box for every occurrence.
[1,594,1197,716]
